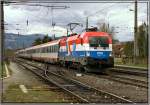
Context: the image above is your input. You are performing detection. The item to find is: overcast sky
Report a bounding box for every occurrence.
[4,1,148,42]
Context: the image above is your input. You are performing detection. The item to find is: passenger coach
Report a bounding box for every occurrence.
[16,40,60,64]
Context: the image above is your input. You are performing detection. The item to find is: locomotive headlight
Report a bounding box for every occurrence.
[86,51,90,56]
[109,52,113,57]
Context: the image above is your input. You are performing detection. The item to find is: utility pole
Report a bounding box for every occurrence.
[49,5,69,27]
[49,5,69,39]
[1,1,4,64]
[86,17,88,31]
[134,0,139,64]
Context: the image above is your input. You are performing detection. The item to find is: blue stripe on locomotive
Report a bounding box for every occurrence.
[59,51,111,60]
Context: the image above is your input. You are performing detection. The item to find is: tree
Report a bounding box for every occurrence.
[98,23,115,35]
[97,22,118,43]
[123,41,134,64]
[32,37,42,46]
[123,41,134,57]
[123,22,148,64]
[137,22,148,58]
[42,34,52,43]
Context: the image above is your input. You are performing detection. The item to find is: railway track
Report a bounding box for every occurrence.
[60,68,148,89]
[115,65,147,71]
[108,67,148,77]
[15,59,133,103]
[16,58,148,89]
[96,73,148,89]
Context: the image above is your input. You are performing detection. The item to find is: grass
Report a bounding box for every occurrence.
[0,63,6,78]
[2,84,73,103]
[0,64,2,78]
[116,63,148,68]
[0,63,12,78]
[114,58,148,68]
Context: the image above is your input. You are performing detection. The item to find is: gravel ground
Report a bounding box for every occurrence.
[52,66,148,103]
[111,73,148,82]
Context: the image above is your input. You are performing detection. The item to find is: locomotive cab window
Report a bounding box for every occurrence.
[89,36,109,47]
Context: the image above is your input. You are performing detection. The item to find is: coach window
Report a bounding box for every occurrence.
[50,46,52,52]
[45,47,46,53]
[51,46,52,52]
[55,45,57,52]
[50,46,51,52]
[51,46,53,52]
[55,45,56,52]
[43,48,45,53]
[43,48,44,53]
[44,47,45,53]
[57,45,58,52]
[47,47,49,52]
[57,45,59,52]
[38,49,40,53]
[53,46,55,52]
[41,48,43,53]
[42,48,44,53]
[49,46,51,52]
[39,48,41,53]
[37,49,39,53]
[45,47,47,53]
[47,47,48,52]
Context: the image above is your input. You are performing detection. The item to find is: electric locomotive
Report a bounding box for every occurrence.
[59,28,114,72]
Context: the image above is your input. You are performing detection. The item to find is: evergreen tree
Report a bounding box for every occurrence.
[32,37,42,46]
[42,34,52,43]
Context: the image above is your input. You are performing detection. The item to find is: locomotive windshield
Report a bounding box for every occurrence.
[89,36,109,47]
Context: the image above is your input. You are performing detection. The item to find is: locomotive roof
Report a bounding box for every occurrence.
[80,31,110,38]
